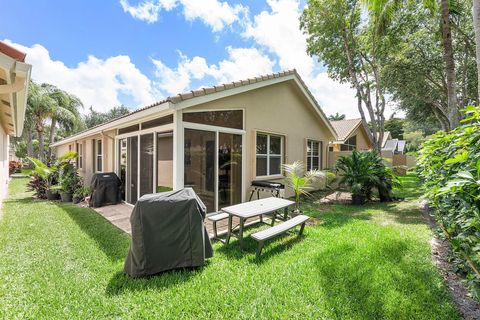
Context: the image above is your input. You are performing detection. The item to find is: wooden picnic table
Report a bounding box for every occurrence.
[222,197,295,249]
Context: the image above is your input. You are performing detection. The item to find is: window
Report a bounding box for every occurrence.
[307,140,322,170]
[183,110,243,129]
[340,135,357,151]
[118,124,139,135]
[256,133,284,177]
[142,114,173,130]
[76,143,83,169]
[95,139,103,172]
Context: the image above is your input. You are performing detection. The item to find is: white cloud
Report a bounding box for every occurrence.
[152,47,275,95]
[243,0,312,76]
[180,0,248,32]
[4,40,156,113]
[120,0,177,23]
[120,0,247,31]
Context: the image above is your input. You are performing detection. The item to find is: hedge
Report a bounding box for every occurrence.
[417,105,480,299]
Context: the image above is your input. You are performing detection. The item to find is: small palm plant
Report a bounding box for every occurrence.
[283,161,327,214]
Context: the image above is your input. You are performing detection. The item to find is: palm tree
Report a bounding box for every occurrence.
[363,0,460,130]
[26,82,55,162]
[328,112,346,121]
[42,84,83,161]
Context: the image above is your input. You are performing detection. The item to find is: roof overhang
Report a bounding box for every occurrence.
[0,51,31,137]
[50,101,171,146]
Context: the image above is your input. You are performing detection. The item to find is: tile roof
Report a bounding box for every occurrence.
[54,69,335,145]
[330,118,362,141]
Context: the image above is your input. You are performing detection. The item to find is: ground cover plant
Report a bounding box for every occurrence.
[0,176,459,319]
[417,105,480,299]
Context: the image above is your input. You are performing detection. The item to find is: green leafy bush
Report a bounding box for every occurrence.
[417,105,480,299]
[335,150,395,203]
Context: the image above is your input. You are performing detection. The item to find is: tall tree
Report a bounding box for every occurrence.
[473,0,480,100]
[301,0,387,152]
[328,112,346,121]
[84,105,130,129]
[26,82,55,162]
[42,84,83,161]
[363,0,462,130]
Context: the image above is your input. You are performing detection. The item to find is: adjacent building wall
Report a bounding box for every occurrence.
[0,128,8,203]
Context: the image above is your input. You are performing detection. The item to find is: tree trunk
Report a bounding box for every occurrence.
[36,121,45,163]
[440,0,460,129]
[26,129,33,157]
[47,118,56,163]
[473,0,480,103]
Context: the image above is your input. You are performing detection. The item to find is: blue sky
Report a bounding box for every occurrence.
[1,0,370,117]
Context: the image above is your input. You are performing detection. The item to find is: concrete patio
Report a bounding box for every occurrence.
[93,202,264,239]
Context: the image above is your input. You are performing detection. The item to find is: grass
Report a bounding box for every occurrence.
[0,174,459,319]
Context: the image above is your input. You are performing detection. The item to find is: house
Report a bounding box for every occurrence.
[0,41,31,203]
[52,70,336,212]
[378,131,407,155]
[329,118,373,152]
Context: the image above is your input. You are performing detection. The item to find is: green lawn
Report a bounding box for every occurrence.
[0,175,459,319]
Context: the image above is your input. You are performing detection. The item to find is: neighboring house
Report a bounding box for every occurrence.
[52,70,336,212]
[0,41,31,202]
[329,118,373,151]
[378,131,407,155]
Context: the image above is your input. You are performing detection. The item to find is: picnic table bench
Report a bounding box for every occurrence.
[251,214,309,258]
[222,197,295,249]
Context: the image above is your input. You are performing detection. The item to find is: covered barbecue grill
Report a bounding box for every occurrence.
[249,180,285,200]
[124,188,213,277]
[89,172,122,208]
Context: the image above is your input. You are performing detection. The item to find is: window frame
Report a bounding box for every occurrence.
[95,139,103,172]
[76,142,83,169]
[306,139,322,171]
[340,135,357,151]
[255,132,285,178]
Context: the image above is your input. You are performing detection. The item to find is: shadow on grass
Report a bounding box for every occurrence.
[217,229,305,263]
[53,202,130,262]
[314,238,458,319]
[302,201,425,231]
[106,263,207,296]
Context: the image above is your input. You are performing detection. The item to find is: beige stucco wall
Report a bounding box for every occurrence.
[54,79,335,201]
[0,128,9,203]
[186,80,334,198]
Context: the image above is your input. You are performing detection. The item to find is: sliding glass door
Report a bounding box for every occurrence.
[184,129,216,212]
[184,128,243,213]
[127,136,138,204]
[139,133,154,197]
[218,133,242,208]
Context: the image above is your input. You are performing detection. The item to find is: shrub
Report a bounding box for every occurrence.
[282,161,328,212]
[335,150,395,203]
[9,160,22,175]
[27,151,78,200]
[417,105,480,299]
[27,173,47,199]
[59,163,81,194]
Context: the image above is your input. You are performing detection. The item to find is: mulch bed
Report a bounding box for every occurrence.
[419,200,480,320]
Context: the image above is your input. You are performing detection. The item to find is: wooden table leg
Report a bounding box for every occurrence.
[284,207,289,220]
[238,217,245,250]
[225,214,233,244]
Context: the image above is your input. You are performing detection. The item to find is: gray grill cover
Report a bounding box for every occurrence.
[124,188,213,277]
[90,172,122,208]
